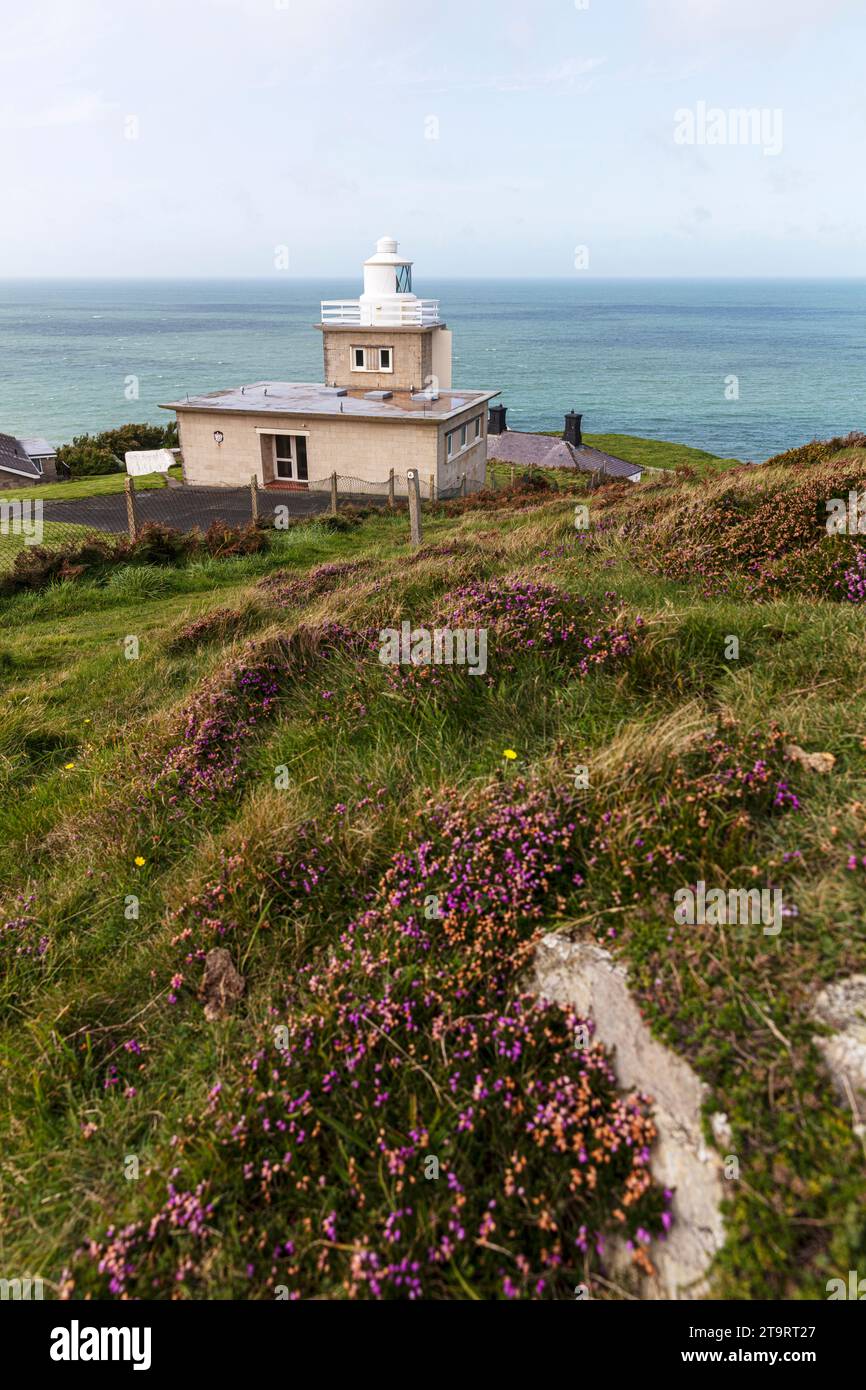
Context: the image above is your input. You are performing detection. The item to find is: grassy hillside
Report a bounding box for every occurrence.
[1,456,865,1301]
[582,431,742,473]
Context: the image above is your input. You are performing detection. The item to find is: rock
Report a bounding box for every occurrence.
[784,744,836,774]
[530,935,725,1300]
[199,947,245,1021]
[710,1111,733,1150]
[811,975,866,1108]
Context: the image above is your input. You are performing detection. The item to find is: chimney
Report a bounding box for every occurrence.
[563,410,582,448]
[488,403,508,435]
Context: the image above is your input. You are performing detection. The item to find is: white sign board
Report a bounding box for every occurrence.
[125,449,175,477]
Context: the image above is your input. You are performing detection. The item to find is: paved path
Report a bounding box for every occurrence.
[40,486,380,535]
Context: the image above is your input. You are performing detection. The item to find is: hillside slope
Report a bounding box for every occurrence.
[1,456,865,1301]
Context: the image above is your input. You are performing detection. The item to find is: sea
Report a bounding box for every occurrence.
[0,278,864,462]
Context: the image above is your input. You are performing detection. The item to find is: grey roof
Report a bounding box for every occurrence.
[17,437,56,458]
[0,432,42,478]
[161,380,498,424]
[487,430,641,480]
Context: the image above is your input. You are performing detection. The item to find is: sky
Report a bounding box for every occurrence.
[1,0,864,277]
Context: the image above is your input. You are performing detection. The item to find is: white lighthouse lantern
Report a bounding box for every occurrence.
[320,236,442,328]
[359,236,417,324]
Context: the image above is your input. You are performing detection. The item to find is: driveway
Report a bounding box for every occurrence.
[40,485,381,535]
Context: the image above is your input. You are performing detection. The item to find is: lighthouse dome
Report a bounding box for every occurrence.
[361,235,414,303]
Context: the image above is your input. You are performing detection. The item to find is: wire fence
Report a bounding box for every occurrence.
[0,468,479,574]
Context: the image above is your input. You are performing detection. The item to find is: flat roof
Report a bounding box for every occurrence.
[160,381,499,423]
[314,323,446,334]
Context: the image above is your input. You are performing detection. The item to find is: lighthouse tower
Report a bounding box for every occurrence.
[359,235,416,323]
[319,235,452,392]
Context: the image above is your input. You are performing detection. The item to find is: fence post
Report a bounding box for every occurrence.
[510,466,515,489]
[330,472,338,517]
[387,468,395,509]
[406,469,423,548]
[460,473,467,498]
[124,475,138,542]
[249,474,259,522]
[428,473,435,500]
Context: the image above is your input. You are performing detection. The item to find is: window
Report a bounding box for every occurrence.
[351,346,393,372]
[273,434,308,482]
[446,431,454,458]
[395,264,412,294]
[460,424,468,448]
[473,416,481,440]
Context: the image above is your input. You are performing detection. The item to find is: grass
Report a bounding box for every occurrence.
[0,521,108,571]
[4,464,183,502]
[0,457,864,1301]
[582,431,742,472]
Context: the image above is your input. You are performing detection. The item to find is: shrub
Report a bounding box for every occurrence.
[167,606,252,652]
[764,430,866,469]
[0,519,275,597]
[56,422,178,479]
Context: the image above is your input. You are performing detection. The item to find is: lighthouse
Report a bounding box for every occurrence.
[162,233,497,497]
[359,235,416,320]
[319,235,452,391]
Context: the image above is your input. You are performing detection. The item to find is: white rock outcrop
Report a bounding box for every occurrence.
[811,974,866,1113]
[530,934,726,1300]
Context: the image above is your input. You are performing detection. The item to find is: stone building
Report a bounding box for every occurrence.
[0,433,59,488]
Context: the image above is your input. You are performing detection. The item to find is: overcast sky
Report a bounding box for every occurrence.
[1,0,864,277]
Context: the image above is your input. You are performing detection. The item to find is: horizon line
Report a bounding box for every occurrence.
[1,273,865,283]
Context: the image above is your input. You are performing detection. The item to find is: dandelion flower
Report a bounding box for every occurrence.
[134,856,146,867]
[503,749,518,761]
[63,762,75,771]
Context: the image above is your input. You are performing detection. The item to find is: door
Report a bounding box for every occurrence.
[273,434,309,484]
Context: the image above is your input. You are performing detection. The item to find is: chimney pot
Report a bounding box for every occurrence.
[563,411,583,448]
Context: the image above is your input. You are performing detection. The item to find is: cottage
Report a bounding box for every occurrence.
[0,433,59,488]
[486,407,642,482]
[161,237,499,496]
